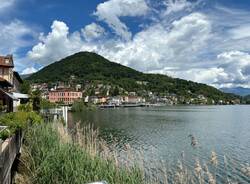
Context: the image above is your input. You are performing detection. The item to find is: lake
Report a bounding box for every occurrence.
[68,105,250,183]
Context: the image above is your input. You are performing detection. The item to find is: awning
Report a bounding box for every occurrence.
[12,92,29,99]
[0,89,29,100]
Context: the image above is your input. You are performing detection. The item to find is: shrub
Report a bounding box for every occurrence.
[71,100,86,112]
[0,128,11,140]
[18,102,33,112]
[40,99,57,109]
[0,111,43,140]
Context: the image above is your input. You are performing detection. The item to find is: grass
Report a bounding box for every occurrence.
[15,122,250,184]
[16,123,143,184]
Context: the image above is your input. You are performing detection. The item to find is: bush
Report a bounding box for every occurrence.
[0,128,11,140]
[40,99,57,109]
[18,102,33,112]
[0,111,43,140]
[71,100,87,112]
[71,100,97,112]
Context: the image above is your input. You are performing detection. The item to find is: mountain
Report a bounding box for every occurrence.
[220,87,250,96]
[21,73,33,80]
[27,52,239,102]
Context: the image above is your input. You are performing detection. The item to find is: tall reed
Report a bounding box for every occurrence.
[16,123,143,184]
[15,122,250,184]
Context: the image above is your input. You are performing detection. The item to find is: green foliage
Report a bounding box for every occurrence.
[110,86,120,96]
[0,111,43,140]
[0,128,11,140]
[0,100,7,112]
[71,100,97,112]
[71,100,86,112]
[23,123,143,184]
[242,95,250,104]
[18,102,33,112]
[40,99,57,109]
[30,90,42,111]
[27,51,240,102]
[20,80,31,94]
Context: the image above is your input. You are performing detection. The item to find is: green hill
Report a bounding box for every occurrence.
[28,52,239,103]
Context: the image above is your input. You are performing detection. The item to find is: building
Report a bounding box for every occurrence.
[49,88,82,105]
[0,55,28,112]
[122,96,145,104]
[108,96,122,105]
[0,55,14,89]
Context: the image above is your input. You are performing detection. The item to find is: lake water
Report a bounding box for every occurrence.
[68,105,250,183]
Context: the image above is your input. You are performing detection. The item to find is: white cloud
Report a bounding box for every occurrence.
[27,12,211,79]
[99,13,211,72]
[0,0,15,13]
[82,23,105,41]
[28,20,89,65]
[25,1,250,88]
[94,0,149,41]
[156,51,250,88]
[151,67,224,86]
[0,20,37,54]
[21,67,38,75]
[228,24,250,40]
[163,0,193,15]
[215,51,250,87]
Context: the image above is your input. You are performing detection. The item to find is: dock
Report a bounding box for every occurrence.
[99,103,148,109]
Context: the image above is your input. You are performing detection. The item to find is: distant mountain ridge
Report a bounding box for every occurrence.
[21,73,33,80]
[27,52,239,102]
[220,87,250,96]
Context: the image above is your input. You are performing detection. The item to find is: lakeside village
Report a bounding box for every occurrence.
[0,55,248,184]
[0,54,241,113]
[34,80,241,108]
[37,82,236,107]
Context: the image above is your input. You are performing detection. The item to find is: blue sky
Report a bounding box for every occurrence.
[1,0,250,88]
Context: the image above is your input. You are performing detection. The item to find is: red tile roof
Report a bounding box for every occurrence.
[0,55,14,67]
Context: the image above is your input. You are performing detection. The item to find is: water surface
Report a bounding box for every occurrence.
[69,105,250,183]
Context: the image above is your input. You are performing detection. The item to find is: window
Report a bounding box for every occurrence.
[5,59,9,64]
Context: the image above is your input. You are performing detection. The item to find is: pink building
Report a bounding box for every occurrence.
[49,89,82,105]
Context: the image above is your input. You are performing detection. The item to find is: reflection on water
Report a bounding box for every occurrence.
[69,105,250,183]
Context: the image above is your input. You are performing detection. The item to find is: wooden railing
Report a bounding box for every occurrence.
[0,129,23,184]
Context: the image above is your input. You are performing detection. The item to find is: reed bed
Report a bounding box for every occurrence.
[15,122,250,184]
[15,123,143,184]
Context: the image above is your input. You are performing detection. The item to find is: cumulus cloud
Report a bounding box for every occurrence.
[21,67,38,75]
[28,12,211,73]
[28,20,90,65]
[0,0,15,13]
[99,13,211,71]
[228,24,250,40]
[0,20,37,54]
[82,23,105,41]
[215,51,250,87]
[26,1,250,88]
[94,0,149,40]
[163,0,193,15]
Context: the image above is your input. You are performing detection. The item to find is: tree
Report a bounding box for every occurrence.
[110,86,119,96]
[31,90,41,111]
[20,81,31,94]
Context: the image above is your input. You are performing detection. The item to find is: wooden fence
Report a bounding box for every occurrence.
[0,129,23,184]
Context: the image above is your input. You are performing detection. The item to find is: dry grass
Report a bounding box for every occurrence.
[14,121,250,184]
